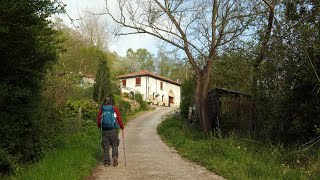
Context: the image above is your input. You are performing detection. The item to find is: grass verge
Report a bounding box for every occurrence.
[12,126,98,180]
[157,116,320,180]
[11,108,153,180]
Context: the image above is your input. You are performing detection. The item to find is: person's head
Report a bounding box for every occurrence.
[105,96,112,105]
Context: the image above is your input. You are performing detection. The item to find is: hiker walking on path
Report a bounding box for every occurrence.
[97,96,124,167]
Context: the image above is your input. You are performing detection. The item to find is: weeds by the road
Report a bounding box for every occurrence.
[12,126,98,180]
[157,116,320,180]
[11,108,153,180]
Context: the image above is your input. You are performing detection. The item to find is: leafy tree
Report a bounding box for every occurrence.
[212,50,252,92]
[54,26,102,75]
[254,0,320,143]
[252,0,278,94]
[137,49,156,72]
[275,0,319,143]
[155,46,192,83]
[155,46,174,77]
[126,48,156,72]
[0,0,61,172]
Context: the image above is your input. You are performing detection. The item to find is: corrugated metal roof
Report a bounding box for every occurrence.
[118,70,181,86]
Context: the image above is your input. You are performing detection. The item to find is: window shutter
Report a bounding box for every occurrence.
[136,77,141,86]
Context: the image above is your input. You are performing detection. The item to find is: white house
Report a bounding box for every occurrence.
[118,70,181,107]
[79,73,95,89]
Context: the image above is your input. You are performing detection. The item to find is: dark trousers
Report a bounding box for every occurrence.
[101,129,119,164]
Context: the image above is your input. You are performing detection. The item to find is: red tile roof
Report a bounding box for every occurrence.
[118,70,181,86]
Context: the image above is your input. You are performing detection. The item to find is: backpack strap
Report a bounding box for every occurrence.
[100,107,105,132]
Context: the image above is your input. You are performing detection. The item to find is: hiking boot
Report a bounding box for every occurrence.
[113,156,118,167]
[103,161,110,167]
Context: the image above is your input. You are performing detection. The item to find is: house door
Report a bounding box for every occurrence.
[169,96,174,106]
[168,89,175,107]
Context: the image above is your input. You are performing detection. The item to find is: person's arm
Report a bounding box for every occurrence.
[97,107,102,128]
[114,106,124,129]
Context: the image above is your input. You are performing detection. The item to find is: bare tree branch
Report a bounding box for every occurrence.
[262,0,272,8]
[153,0,200,74]
[209,0,218,59]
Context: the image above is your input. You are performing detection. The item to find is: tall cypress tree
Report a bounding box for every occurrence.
[93,54,113,105]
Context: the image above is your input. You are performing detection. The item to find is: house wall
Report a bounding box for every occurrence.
[120,75,181,107]
[121,76,148,99]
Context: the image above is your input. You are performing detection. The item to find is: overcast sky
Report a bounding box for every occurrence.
[57,0,159,57]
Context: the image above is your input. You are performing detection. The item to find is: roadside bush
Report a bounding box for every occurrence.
[68,86,94,101]
[0,149,18,175]
[135,93,148,110]
[65,99,98,122]
[60,99,99,134]
[123,92,131,99]
[113,95,131,115]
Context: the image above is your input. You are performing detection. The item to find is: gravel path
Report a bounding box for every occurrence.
[90,107,224,180]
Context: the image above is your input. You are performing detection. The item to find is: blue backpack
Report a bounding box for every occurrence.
[101,105,119,130]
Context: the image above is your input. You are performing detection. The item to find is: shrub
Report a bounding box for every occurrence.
[65,99,98,122]
[135,93,148,110]
[113,95,131,115]
[0,148,18,175]
[123,92,131,99]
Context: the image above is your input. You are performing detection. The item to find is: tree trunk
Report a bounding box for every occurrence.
[194,69,212,132]
[252,0,276,93]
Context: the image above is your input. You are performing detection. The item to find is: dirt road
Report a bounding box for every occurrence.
[91,107,224,180]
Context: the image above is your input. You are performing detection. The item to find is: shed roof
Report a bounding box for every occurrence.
[118,70,181,86]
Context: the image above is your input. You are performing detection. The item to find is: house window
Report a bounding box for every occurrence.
[160,82,163,90]
[136,77,141,86]
[122,79,126,87]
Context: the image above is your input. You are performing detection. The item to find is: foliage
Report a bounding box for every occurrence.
[0,149,18,176]
[41,69,80,110]
[158,116,320,179]
[93,54,113,105]
[65,99,98,122]
[155,46,173,77]
[127,48,155,72]
[180,77,196,120]
[113,48,156,75]
[113,95,132,115]
[155,46,191,83]
[212,51,252,92]
[13,126,98,180]
[68,86,94,101]
[0,0,62,173]
[253,0,320,143]
[134,93,149,110]
[54,26,110,76]
[122,92,131,99]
